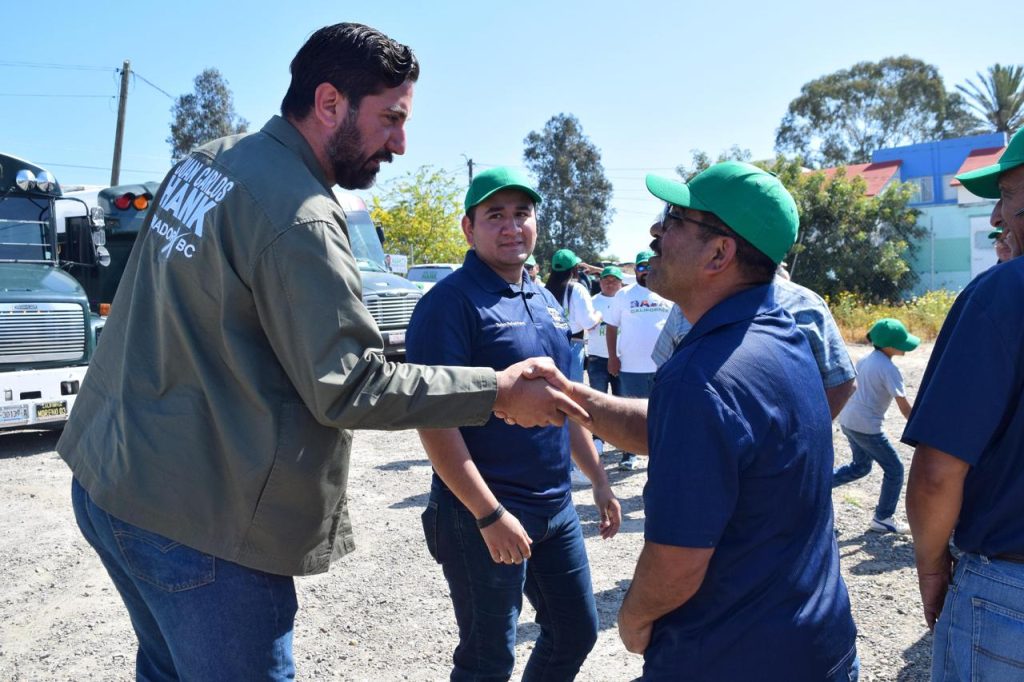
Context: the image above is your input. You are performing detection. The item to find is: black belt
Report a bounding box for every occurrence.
[993,553,1024,564]
[570,332,584,341]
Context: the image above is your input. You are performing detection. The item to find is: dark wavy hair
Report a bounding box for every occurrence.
[281,23,419,119]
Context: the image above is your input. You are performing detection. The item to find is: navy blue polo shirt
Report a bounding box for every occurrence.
[406,250,573,513]
[903,257,1024,556]
[642,284,856,681]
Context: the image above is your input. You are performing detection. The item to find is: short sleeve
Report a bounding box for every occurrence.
[791,300,855,389]
[567,282,601,333]
[405,284,475,367]
[902,295,1017,465]
[885,363,906,398]
[644,379,752,547]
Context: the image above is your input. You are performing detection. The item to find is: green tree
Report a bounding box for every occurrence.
[523,114,613,267]
[775,56,974,168]
[769,157,923,301]
[676,145,752,181]
[168,68,249,162]
[957,63,1024,134]
[369,166,466,265]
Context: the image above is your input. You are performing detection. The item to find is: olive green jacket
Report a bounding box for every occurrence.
[58,117,495,575]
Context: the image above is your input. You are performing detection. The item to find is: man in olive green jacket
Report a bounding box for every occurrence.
[59,23,582,681]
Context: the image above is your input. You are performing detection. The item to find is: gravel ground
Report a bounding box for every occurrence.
[0,342,932,681]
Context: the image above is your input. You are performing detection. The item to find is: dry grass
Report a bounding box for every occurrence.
[827,290,958,343]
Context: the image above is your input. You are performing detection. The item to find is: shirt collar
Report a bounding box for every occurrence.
[260,116,332,191]
[679,283,779,349]
[461,250,536,297]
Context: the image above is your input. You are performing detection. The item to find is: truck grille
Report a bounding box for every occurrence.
[0,303,86,363]
[363,291,420,330]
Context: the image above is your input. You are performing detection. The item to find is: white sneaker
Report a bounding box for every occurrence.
[570,466,590,486]
[869,516,910,534]
[619,454,640,471]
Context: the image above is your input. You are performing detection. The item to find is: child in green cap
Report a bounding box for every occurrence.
[833,318,920,534]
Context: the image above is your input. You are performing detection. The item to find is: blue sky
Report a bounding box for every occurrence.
[3,1,1021,260]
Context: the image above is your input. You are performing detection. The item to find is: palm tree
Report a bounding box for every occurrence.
[956,64,1024,135]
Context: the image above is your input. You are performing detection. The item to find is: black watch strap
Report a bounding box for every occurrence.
[476,504,506,529]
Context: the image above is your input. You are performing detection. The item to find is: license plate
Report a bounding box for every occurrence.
[387,331,406,346]
[35,400,68,421]
[1,403,30,425]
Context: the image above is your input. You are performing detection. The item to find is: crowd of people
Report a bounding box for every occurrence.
[54,20,1024,682]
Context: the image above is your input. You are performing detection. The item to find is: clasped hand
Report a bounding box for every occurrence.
[493,358,589,427]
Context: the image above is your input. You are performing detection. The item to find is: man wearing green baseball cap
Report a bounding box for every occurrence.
[406,166,620,680]
[552,162,858,679]
[956,128,1024,259]
[904,131,1024,681]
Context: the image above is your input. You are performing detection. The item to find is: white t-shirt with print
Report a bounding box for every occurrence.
[587,293,618,358]
[603,284,672,373]
[561,281,601,336]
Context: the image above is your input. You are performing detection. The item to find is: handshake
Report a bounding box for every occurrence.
[492,357,589,427]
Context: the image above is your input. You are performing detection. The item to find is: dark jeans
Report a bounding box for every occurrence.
[422,484,598,681]
[832,426,904,520]
[587,355,620,396]
[71,477,298,681]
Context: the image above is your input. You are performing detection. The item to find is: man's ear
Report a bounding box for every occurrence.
[461,214,475,247]
[705,237,737,274]
[312,83,350,129]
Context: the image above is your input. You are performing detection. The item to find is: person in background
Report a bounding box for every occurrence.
[547,248,603,484]
[408,166,620,681]
[587,265,625,455]
[604,249,671,470]
[524,253,539,282]
[833,318,918,534]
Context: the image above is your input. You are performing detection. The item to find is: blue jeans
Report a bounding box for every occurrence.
[619,371,656,400]
[832,426,904,520]
[422,485,598,681]
[567,339,586,382]
[931,553,1024,681]
[71,477,297,681]
[587,355,620,396]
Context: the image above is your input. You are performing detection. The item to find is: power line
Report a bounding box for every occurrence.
[133,71,175,100]
[39,161,166,175]
[0,60,113,72]
[0,93,113,99]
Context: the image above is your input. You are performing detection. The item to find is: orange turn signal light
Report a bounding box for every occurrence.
[132,194,150,210]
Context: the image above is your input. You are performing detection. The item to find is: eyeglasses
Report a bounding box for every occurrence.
[635,264,649,273]
[661,205,732,238]
[524,264,536,270]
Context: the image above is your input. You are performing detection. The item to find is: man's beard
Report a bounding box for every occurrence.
[637,273,647,287]
[326,113,393,190]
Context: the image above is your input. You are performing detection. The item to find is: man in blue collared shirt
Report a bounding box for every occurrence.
[406,167,621,681]
[543,163,858,680]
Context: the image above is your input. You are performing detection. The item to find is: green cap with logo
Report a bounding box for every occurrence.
[955,129,1024,199]
[635,249,655,265]
[600,265,624,280]
[464,166,542,212]
[867,318,920,352]
[645,162,799,265]
[551,248,582,272]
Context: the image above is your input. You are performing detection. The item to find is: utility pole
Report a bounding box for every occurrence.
[110,60,131,185]
[462,154,474,183]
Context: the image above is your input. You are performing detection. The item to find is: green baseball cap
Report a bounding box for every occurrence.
[464,166,542,212]
[955,129,1024,199]
[989,227,1004,240]
[645,162,799,265]
[600,265,624,280]
[524,254,537,267]
[868,318,920,352]
[635,249,655,265]
[551,248,582,272]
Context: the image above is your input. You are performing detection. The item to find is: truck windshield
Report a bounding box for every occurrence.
[0,196,54,263]
[345,209,388,272]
